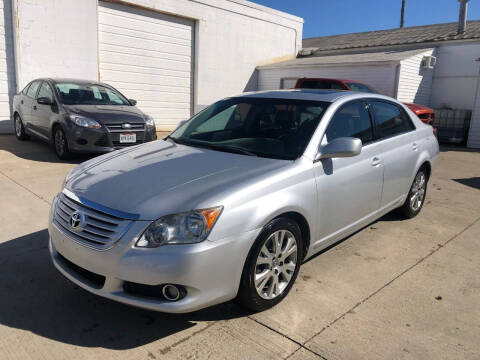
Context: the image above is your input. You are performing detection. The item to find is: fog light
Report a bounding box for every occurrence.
[76,138,87,145]
[162,284,181,301]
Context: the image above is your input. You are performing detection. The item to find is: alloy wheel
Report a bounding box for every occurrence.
[410,172,426,211]
[15,116,22,137]
[55,129,66,156]
[254,230,298,300]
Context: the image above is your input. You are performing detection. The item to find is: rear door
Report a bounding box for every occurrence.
[314,100,384,243]
[32,81,56,137]
[368,100,418,208]
[21,81,41,130]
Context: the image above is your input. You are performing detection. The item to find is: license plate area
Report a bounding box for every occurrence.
[119,133,136,143]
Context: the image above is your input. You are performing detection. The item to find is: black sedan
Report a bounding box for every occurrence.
[12,78,157,159]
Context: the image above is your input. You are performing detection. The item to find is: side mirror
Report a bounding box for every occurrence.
[316,137,362,160]
[129,99,137,106]
[37,97,53,106]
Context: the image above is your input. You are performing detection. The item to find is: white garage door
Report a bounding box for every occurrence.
[0,0,16,134]
[98,1,194,130]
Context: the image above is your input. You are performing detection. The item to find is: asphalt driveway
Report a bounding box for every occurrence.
[0,134,479,359]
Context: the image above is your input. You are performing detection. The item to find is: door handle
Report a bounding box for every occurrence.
[412,142,418,151]
[371,157,381,166]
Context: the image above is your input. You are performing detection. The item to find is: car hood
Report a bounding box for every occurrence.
[66,140,289,220]
[403,103,434,115]
[64,104,145,124]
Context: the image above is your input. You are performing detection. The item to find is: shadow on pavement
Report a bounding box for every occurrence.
[0,229,249,350]
[453,177,480,190]
[0,134,95,164]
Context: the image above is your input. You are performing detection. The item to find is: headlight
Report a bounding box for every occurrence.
[69,114,101,129]
[145,115,155,129]
[136,206,223,248]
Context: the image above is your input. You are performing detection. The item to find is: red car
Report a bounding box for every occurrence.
[294,78,437,136]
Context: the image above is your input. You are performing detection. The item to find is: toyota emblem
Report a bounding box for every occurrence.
[122,123,132,129]
[69,211,84,230]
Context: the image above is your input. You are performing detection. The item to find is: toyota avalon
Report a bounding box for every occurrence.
[48,90,439,313]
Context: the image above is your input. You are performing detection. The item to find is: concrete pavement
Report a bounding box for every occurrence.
[0,134,479,359]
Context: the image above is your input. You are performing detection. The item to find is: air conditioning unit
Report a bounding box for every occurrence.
[422,55,437,69]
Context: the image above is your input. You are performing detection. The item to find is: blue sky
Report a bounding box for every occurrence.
[251,0,480,39]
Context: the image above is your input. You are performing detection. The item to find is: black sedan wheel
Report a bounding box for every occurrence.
[53,126,70,160]
[14,114,29,140]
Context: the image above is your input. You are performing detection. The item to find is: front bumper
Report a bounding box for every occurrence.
[48,196,259,313]
[65,124,157,153]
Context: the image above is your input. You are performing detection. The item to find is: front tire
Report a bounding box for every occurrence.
[238,217,303,312]
[14,114,29,140]
[398,168,428,219]
[53,126,71,160]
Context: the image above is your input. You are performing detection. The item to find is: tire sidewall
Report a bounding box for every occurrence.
[239,217,303,311]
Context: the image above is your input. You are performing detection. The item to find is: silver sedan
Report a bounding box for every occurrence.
[48,90,439,313]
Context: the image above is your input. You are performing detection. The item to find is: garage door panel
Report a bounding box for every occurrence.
[100,5,192,33]
[99,22,191,46]
[99,47,190,70]
[101,70,191,88]
[100,62,190,79]
[120,91,191,103]
[99,1,193,129]
[99,31,191,57]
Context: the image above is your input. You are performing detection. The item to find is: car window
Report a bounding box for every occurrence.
[325,101,374,144]
[26,81,40,98]
[170,98,330,160]
[21,83,32,95]
[345,83,376,93]
[54,83,130,105]
[372,101,415,138]
[37,82,53,100]
[300,80,343,90]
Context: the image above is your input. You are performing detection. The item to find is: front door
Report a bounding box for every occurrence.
[313,100,384,246]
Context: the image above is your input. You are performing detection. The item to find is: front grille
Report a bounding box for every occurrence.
[105,123,145,148]
[57,252,105,289]
[53,193,132,250]
[94,134,110,147]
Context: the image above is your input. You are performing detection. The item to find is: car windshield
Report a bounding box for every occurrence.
[169,98,329,160]
[346,82,376,93]
[54,82,130,105]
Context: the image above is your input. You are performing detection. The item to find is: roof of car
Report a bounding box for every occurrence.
[45,78,105,85]
[236,89,382,103]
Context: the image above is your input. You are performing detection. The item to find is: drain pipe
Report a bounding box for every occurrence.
[458,0,469,35]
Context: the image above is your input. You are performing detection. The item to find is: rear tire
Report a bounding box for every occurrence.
[237,217,303,312]
[14,114,29,140]
[397,168,428,219]
[53,126,71,160]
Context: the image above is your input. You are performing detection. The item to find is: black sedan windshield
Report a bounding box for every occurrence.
[55,83,130,106]
[169,98,329,160]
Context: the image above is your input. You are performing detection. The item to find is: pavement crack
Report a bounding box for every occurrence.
[301,216,480,348]
[247,316,328,359]
[0,170,52,205]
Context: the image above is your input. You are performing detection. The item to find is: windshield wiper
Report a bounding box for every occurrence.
[206,144,258,157]
[166,137,258,157]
